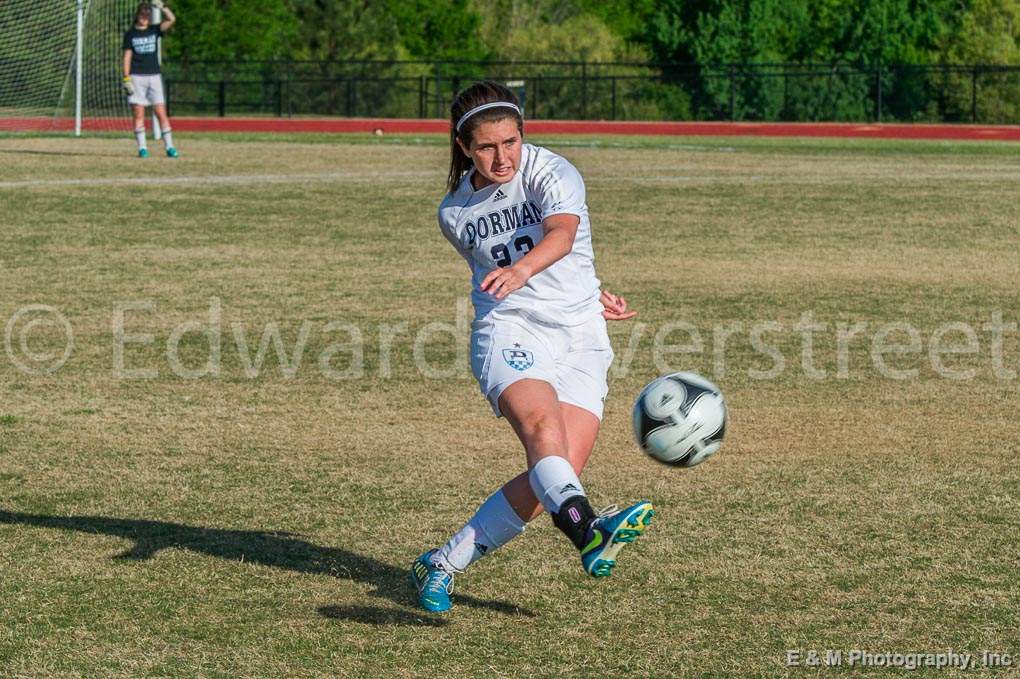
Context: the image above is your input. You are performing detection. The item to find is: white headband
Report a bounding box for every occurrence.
[455,102,522,133]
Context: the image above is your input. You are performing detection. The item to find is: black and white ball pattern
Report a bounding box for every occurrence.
[633,372,727,466]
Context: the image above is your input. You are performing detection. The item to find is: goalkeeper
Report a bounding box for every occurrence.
[122,2,178,158]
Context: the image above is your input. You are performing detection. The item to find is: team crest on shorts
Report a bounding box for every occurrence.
[502,345,534,371]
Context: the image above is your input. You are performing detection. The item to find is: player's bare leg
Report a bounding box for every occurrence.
[499,387,653,576]
[153,104,177,157]
[413,380,566,612]
[132,104,148,157]
[413,381,574,612]
[495,379,610,564]
[413,381,654,611]
[501,401,600,522]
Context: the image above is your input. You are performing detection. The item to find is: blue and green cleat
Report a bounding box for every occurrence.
[166,147,179,158]
[410,549,454,613]
[580,501,655,577]
[138,148,149,158]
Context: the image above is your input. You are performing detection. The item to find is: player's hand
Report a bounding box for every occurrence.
[151,0,165,8]
[122,76,135,96]
[481,263,530,300]
[600,289,636,320]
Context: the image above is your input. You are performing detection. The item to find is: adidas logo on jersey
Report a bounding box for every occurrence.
[492,188,508,202]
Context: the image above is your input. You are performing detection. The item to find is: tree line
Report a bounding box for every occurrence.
[163,0,1018,67]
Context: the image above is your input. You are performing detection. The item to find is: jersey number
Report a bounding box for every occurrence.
[491,235,535,267]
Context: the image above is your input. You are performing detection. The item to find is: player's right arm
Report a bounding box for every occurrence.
[121,24,133,84]
[121,49,134,94]
[482,151,587,300]
[480,213,577,300]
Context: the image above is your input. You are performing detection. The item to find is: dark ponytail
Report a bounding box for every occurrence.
[446,81,524,194]
[134,2,152,24]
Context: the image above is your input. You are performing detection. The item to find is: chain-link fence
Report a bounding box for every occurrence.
[161,60,1020,124]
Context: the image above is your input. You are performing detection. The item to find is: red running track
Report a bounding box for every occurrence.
[4,116,1020,141]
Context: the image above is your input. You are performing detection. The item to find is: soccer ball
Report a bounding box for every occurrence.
[632,372,727,467]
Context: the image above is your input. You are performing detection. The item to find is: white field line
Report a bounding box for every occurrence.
[2,169,1019,190]
[0,170,705,190]
[0,170,435,190]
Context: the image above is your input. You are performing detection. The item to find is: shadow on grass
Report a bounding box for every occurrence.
[0,509,534,625]
[318,605,450,627]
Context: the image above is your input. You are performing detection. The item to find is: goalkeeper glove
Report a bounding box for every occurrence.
[122,76,135,96]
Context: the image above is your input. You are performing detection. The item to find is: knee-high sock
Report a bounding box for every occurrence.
[529,455,597,550]
[528,455,585,513]
[161,128,174,149]
[134,127,147,150]
[434,488,526,572]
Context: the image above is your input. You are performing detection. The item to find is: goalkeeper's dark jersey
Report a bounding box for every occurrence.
[122,25,163,75]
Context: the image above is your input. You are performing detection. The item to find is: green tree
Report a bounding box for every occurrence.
[644,0,963,120]
[646,0,953,67]
[387,0,489,62]
[469,3,667,120]
[646,0,711,64]
[574,0,658,43]
[164,0,298,64]
[941,0,1020,63]
[286,0,398,61]
[937,0,1020,121]
[784,0,953,65]
[281,1,405,115]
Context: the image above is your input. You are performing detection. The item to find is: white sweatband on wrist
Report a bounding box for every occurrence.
[455,101,522,133]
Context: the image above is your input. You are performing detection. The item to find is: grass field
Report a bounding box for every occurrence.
[0,132,1017,678]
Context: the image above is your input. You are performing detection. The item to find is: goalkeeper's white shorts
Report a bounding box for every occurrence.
[470,308,614,420]
[127,74,165,107]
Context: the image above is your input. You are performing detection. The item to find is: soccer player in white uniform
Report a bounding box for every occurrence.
[411,81,654,613]
[122,1,178,158]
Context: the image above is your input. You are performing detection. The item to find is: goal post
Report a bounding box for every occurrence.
[1,0,135,135]
[151,2,162,141]
[75,0,84,136]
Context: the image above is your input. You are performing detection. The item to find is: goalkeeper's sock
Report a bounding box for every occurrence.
[161,128,174,150]
[134,127,147,151]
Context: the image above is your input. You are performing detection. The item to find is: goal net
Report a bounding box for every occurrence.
[0,0,138,134]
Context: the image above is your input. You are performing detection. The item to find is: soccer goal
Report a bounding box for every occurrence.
[0,0,147,135]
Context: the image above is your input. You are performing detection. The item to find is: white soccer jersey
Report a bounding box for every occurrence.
[438,143,602,325]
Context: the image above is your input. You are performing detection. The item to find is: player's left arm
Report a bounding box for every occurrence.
[154,1,175,32]
[480,214,578,300]
[600,289,637,320]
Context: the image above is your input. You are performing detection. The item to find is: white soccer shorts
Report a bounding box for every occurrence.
[127,74,165,106]
[471,308,614,420]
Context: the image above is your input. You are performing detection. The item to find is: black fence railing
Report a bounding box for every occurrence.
[161,60,1020,124]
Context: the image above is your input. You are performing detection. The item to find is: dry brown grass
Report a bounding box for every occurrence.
[0,133,1016,677]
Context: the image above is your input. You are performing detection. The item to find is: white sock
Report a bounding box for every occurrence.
[134,128,147,150]
[434,489,526,572]
[528,455,586,514]
[162,129,174,149]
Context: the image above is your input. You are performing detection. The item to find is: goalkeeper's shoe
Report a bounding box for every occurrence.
[580,501,655,577]
[410,549,454,613]
[166,147,179,159]
[138,148,149,158]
